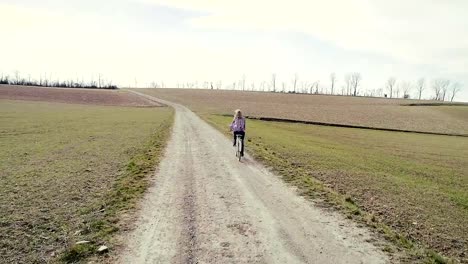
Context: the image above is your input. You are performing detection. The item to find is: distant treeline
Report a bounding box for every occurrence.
[174,73,463,102]
[0,72,117,89]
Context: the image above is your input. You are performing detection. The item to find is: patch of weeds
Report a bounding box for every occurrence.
[428,250,448,264]
[345,196,355,205]
[352,209,361,216]
[61,243,95,263]
[382,245,394,253]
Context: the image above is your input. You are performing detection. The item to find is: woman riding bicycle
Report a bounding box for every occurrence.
[230,109,246,157]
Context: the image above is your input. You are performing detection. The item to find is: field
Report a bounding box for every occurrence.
[139,88,468,135]
[0,85,161,107]
[0,96,173,263]
[137,88,468,262]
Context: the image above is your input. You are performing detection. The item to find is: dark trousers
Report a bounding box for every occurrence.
[233,131,245,155]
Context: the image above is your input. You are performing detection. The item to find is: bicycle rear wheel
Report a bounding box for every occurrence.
[235,136,239,157]
[237,137,242,161]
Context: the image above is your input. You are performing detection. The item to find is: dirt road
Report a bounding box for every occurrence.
[119,91,389,264]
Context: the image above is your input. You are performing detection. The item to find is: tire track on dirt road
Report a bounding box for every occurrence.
[119,90,390,263]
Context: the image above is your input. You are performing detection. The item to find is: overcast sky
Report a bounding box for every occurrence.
[1,0,467,101]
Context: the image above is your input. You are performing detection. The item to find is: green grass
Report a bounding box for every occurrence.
[0,100,173,263]
[205,114,467,263]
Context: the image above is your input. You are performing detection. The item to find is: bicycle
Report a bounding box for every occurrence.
[235,134,243,161]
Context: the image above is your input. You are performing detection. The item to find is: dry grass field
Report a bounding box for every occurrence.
[139,88,468,135]
[0,85,162,107]
[0,88,173,263]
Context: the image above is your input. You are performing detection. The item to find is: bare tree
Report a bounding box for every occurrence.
[396,85,401,98]
[292,73,298,93]
[14,71,21,85]
[282,82,286,93]
[432,79,450,100]
[271,73,276,92]
[98,73,102,88]
[386,77,396,98]
[237,80,243,90]
[345,74,352,95]
[441,81,450,101]
[432,80,442,100]
[377,88,383,97]
[400,81,412,99]
[450,82,462,102]
[417,78,425,100]
[350,73,362,96]
[308,82,312,94]
[242,74,246,91]
[330,72,336,95]
[0,73,9,84]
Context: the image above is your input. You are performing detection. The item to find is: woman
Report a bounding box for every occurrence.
[230,109,246,157]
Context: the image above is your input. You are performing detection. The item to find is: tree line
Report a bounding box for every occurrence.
[172,73,463,102]
[0,71,117,89]
[383,77,463,102]
[4,70,462,101]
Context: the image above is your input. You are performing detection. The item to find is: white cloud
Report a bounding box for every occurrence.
[143,0,468,67]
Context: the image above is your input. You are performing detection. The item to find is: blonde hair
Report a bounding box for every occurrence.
[234,109,243,120]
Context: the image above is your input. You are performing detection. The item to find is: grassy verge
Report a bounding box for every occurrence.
[0,100,173,263]
[204,114,467,264]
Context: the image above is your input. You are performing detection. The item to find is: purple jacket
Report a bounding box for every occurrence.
[230,117,246,132]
